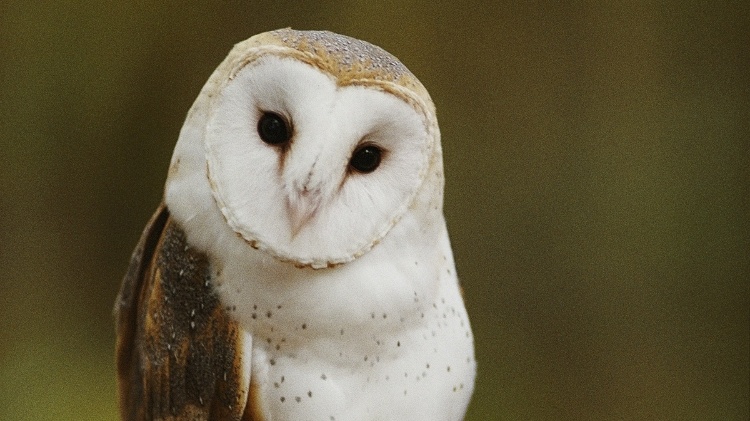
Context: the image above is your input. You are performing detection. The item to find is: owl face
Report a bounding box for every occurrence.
[167,30,442,269]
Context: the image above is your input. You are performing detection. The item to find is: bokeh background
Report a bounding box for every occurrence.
[1,1,747,420]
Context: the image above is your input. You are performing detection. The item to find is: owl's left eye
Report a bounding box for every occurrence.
[258,112,291,145]
[349,144,383,174]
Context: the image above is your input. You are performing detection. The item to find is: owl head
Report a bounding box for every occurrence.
[165,29,444,269]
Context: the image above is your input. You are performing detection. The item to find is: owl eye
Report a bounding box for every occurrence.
[257,112,291,145]
[349,144,382,173]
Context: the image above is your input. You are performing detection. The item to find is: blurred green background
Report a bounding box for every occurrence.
[1,1,747,420]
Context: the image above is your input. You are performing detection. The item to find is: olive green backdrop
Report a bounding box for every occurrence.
[1,1,747,420]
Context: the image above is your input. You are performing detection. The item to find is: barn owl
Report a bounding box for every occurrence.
[115,28,475,420]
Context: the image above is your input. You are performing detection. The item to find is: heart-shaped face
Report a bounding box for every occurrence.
[167,29,441,268]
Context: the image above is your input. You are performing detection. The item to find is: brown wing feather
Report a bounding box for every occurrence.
[115,204,256,420]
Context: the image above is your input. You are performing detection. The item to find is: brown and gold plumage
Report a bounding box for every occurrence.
[115,205,256,420]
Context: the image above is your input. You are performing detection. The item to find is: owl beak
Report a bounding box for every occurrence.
[286,189,321,238]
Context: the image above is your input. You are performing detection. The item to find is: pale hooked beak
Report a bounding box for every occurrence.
[286,189,322,238]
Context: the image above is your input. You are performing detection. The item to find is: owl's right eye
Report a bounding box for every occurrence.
[258,112,291,145]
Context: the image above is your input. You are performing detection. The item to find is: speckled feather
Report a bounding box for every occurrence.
[115,205,254,420]
[272,29,415,86]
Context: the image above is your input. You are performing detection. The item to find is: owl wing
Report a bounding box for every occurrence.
[114,203,257,421]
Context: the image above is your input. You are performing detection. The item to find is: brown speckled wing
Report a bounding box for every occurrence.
[114,204,256,420]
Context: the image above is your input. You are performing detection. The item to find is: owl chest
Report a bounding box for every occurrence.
[210,227,474,419]
[247,318,473,421]
[235,281,475,420]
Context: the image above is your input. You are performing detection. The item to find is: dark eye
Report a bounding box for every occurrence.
[257,112,291,145]
[349,144,382,173]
